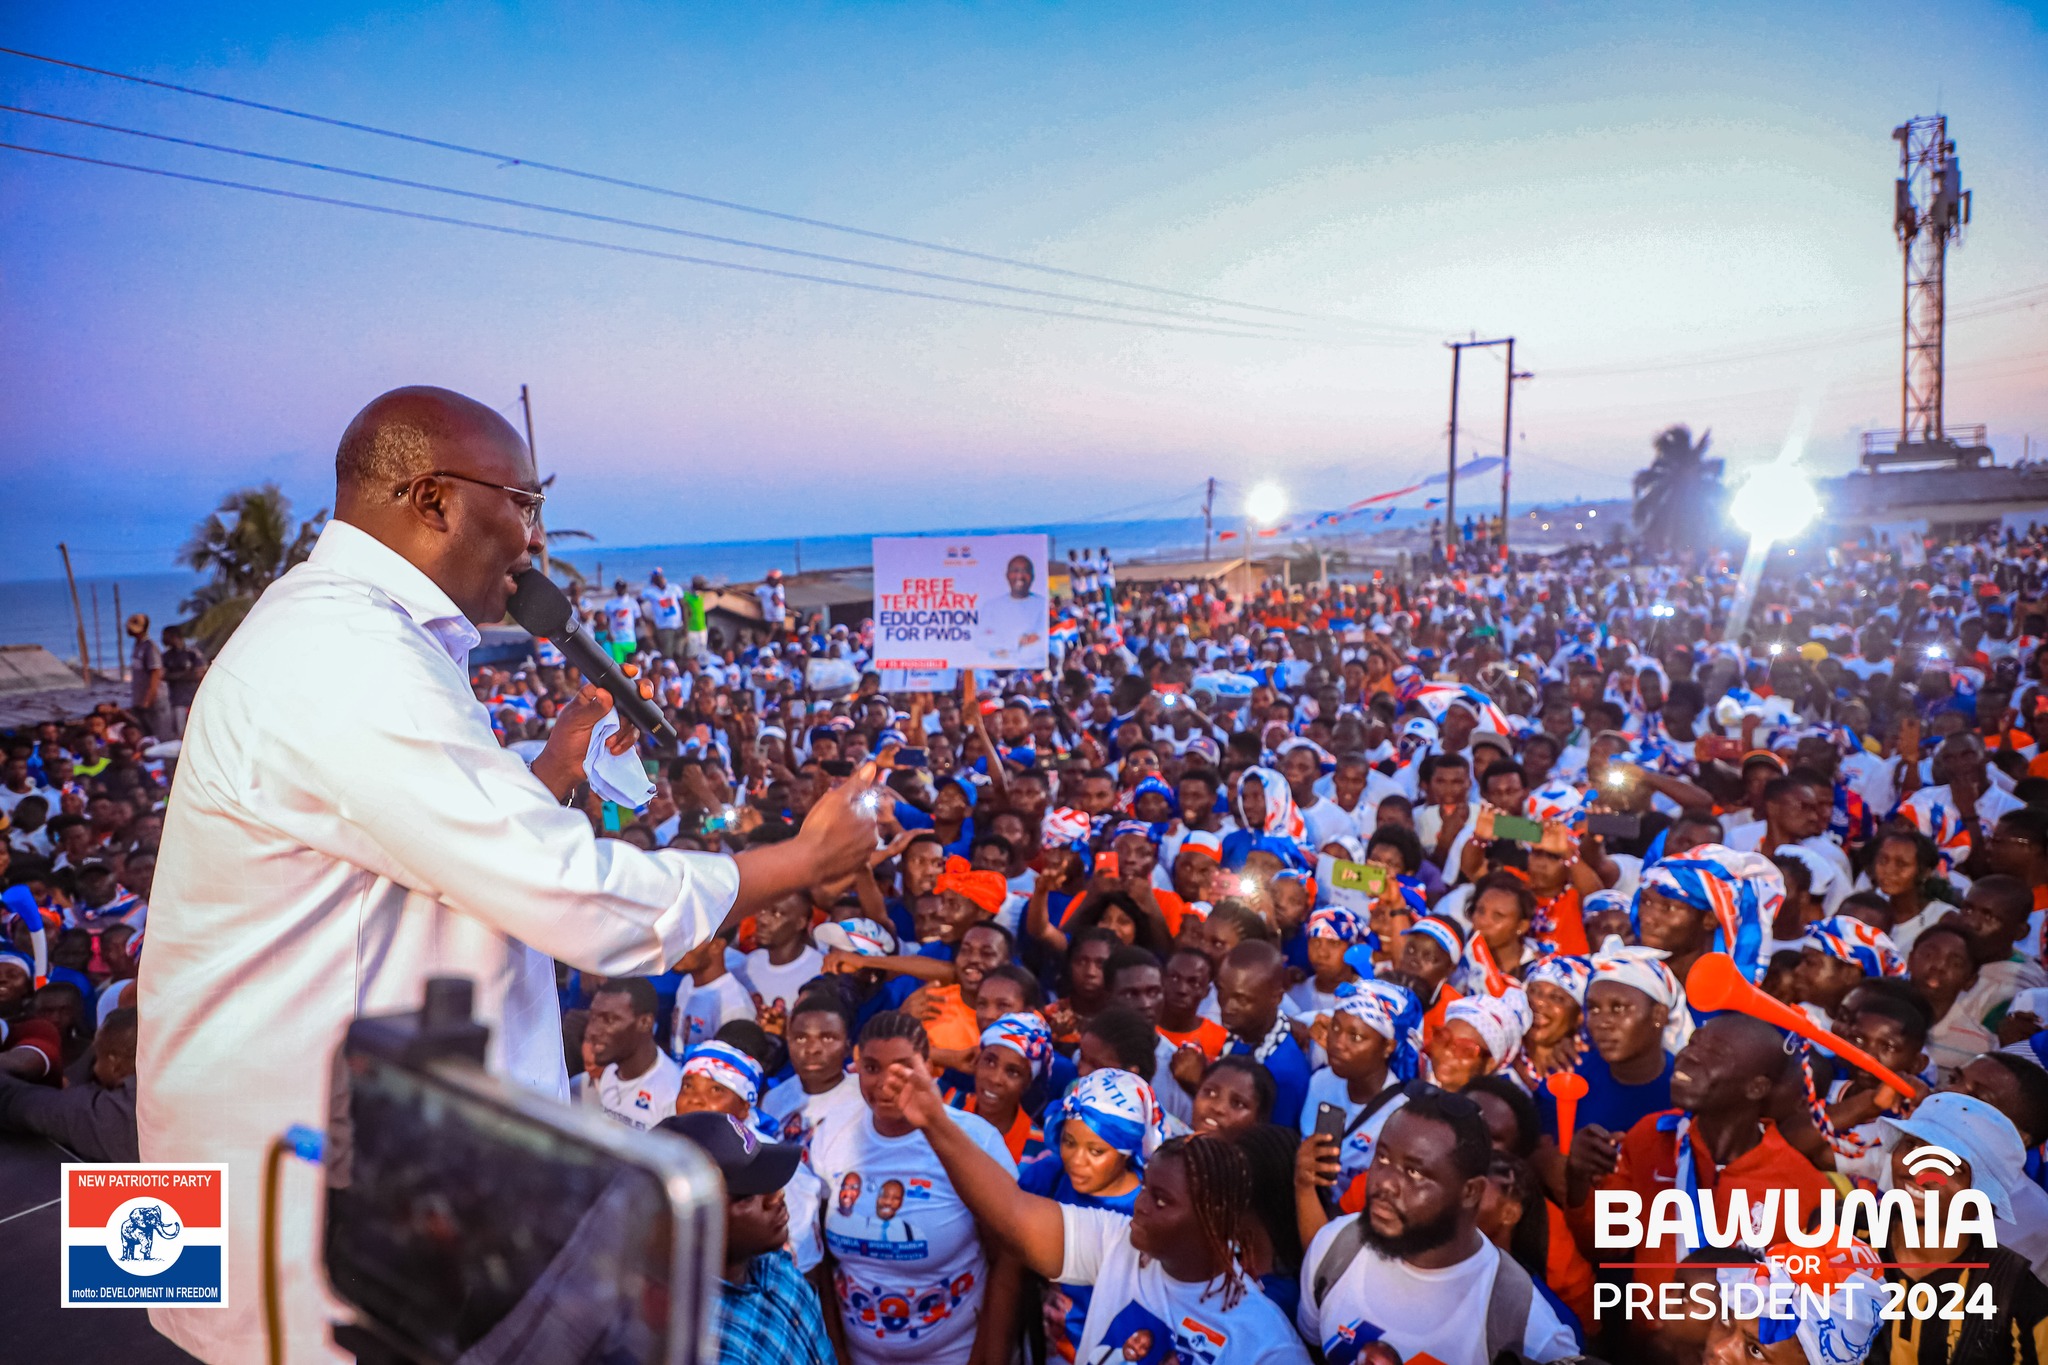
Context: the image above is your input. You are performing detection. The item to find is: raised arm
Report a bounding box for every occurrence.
[876,1057,1067,1279]
[962,672,1010,805]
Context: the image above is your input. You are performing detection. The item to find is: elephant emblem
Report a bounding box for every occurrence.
[119,1203,182,1262]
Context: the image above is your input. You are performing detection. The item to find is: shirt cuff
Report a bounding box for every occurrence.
[651,849,743,965]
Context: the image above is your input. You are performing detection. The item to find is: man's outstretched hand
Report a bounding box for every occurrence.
[532,681,643,801]
[798,759,886,884]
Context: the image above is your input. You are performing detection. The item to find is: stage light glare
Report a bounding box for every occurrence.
[1246,482,1287,525]
[1730,462,1820,545]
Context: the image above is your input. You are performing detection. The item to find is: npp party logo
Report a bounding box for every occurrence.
[60,1163,228,1307]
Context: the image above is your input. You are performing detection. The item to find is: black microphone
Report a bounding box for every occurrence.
[505,569,679,743]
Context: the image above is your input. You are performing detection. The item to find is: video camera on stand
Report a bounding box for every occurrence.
[319,977,723,1365]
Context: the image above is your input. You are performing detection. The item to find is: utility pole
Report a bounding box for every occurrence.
[113,583,126,682]
[1203,477,1216,561]
[1500,347,1533,558]
[1445,337,1518,566]
[1445,343,1462,558]
[58,543,91,677]
[520,384,549,577]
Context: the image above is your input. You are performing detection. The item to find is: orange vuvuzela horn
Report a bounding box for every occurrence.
[1684,952,1919,1101]
[1545,1071,1589,1148]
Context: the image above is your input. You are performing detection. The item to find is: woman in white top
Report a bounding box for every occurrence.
[807,1010,1019,1365]
[873,1052,1311,1365]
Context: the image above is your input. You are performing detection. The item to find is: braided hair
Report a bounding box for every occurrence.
[858,1009,931,1057]
[1153,1134,1254,1308]
[1231,1123,1304,1274]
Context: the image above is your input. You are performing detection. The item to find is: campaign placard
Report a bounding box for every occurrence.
[872,535,1050,672]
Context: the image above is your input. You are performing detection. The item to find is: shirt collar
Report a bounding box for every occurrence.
[309,520,481,663]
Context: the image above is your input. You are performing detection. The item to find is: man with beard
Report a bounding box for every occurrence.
[1298,1088,1580,1364]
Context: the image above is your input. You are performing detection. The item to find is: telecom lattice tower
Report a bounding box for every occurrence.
[1865,115,1986,469]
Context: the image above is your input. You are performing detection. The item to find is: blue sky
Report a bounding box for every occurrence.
[3,1,2045,577]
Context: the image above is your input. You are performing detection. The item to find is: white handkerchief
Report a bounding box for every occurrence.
[585,708,654,809]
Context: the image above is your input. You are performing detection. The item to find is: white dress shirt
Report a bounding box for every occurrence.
[139,520,739,1364]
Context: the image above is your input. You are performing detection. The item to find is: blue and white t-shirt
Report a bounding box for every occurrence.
[1059,1205,1309,1365]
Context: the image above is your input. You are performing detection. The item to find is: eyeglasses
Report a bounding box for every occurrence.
[399,470,546,526]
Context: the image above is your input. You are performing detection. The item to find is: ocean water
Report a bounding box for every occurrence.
[0,571,201,670]
[0,515,1214,660]
[0,509,1457,662]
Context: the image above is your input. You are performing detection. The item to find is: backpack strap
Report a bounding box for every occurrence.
[1343,1079,1415,1138]
[1483,1245,1536,1364]
[1311,1216,1372,1312]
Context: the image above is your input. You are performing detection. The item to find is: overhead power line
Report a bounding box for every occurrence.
[0,102,1329,336]
[1543,282,2048,380]
[0,44,1443,336]
[0,140,1295,340]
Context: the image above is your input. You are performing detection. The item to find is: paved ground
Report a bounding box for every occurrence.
[0,1130,199,1363]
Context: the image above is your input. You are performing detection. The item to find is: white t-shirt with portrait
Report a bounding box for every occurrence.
[591,1049,683,1131]
[1297,1215,1579,1365]
[1059,1205,1309,1365]
[763,1070,866,1148]
[643,582,686,630]
[674,974,757,1054]
[741,946,826,1016]
[604,593,640,641]
[809,1108,1018,1365]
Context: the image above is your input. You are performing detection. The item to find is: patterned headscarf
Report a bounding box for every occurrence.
[1042,806,1092,846]
[1589,933,1692,1054]
[1525,954,1593,1007]
[1802,915,1907,979]
[1308,906,1371,944]
[936,856,1009,917]
[1443,987,1533,1067]
[1233,766,1307,847]
[980,1012,1054,1080]
[1527,780,1586,829]
[1045,1069,1165,1171]
[1109,819,1161,846]
[1714,1240,1886,1365]
[1333,979,1425,1083]
[1633,843,1785,984]
[682,1041,765,1109]
[1582,889,1630,922]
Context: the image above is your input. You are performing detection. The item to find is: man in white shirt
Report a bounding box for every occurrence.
[602,577,642,661]
[139,386,880,1365]
[980,554,1049,668]
[1299,1090,1579,1364]
[581,977,683,1130]
[1898,732,2025,873]
[641,567,687,658]
[1278,742,1354,851]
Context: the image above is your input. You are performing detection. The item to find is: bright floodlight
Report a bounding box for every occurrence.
[1246,482,1287,524]
[1729,461,1820,544]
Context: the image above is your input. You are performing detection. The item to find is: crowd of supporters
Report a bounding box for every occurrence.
[17,525,2048,1363]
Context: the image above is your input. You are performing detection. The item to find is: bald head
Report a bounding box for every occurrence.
[331,386,542,627]
[335,386,525,501]
[1215,938,1289,1038]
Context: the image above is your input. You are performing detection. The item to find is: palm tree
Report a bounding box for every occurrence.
[178,484,327,649]
[1631,425,1726,553]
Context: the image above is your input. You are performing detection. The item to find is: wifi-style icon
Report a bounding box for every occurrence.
[1903,1143,1964,1185]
